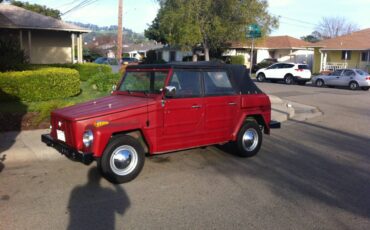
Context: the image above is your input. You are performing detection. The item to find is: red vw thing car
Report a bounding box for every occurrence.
[42,63,279,183]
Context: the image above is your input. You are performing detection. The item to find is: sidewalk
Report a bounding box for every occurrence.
[0,95,322,164]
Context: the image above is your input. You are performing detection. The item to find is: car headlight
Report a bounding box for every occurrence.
[82,130,94,148]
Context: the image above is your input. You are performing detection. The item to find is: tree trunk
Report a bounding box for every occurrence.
[192,53,198,62]
[204,47,210,61]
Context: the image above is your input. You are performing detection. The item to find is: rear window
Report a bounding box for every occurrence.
[298,65,309,69]
[355,70,368,76]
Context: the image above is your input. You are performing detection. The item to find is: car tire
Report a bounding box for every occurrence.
[256,73,266,82]
[349,81,359,90]
[284,74,294,85]
[315,79,325,87]
[100,135,145,183]
[234,121,262,157]
[361,87,369,91]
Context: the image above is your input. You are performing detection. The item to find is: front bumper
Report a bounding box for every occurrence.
[41,134,94,165]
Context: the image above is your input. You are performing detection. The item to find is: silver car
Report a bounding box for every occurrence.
[312,69,370,90]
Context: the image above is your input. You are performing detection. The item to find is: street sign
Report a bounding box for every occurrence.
[246,24,261,38]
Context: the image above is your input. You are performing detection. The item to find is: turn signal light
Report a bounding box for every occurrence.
[94,121,110,128]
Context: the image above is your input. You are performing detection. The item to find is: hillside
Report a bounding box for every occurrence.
[68,21,148,44]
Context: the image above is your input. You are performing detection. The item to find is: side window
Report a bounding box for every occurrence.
[332,70,343,76]
[268,64,278,69]
[343,70,355,77]
[276,63,285,69]
[168,71,201,98]
[204,71,235,96]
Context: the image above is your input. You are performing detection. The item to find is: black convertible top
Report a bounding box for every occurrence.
[126,62,263,95]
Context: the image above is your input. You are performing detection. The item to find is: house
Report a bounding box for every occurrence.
[310,28,370,73]
[224,36,314,69]
[0,4,90,64]
[154,46,193,62]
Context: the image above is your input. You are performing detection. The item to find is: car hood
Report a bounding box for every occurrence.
[52,95,153,121]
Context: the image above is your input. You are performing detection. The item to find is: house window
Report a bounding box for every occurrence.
[361,52,369,62]
[341,51,351,60]
[157,51,163,60]
[170,51,176,62]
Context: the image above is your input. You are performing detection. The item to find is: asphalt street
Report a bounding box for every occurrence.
[1,82,370,230]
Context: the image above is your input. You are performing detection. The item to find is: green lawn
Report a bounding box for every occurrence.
[0,81,110,124]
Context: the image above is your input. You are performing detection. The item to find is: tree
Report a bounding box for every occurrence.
[145,0,278,61]
[11,1,61,19]
[315,17,359,39]
[301,31,321,43]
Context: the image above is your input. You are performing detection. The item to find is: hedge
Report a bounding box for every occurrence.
[25,63,112,81]
[230,55,245,65]
[88,72,121,92]
[0,68,80,102]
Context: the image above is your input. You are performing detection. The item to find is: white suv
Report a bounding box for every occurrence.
[256,63,312,85]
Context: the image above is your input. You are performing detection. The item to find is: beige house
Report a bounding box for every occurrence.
[224,36,314,69]
[0,4,90,64]
[310,28,370,73]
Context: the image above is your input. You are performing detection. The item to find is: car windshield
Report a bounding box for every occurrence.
[119,71,168,94]
[355,69,368,75]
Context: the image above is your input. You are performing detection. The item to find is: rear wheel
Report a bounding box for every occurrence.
[99,135,145,183]
[315,79,325,87]
[234,121,262,157]
[349,81,359,90]
[361,87,369,91]
[284,75,294,85]
[256,73,266,82]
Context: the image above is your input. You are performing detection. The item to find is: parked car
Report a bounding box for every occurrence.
[41,63,280,183]
[94,57,118,65]
[122,57,140,64]
[252,58,277,73]
[312,69,370,90]
[256,63,312,85]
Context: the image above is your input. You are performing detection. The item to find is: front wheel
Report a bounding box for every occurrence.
[315,79,325,87]
[99,135,145,183]
[256,73,266,82]
[234,121,262,157]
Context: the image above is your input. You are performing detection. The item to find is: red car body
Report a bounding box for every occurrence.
[42,62,277,183]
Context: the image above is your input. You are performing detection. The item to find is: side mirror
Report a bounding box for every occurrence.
[164,86,176,98]
[112,85,117,91]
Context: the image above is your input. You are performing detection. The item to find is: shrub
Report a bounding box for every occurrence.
[230,55,245,65]
[26,63,112,81]
[88,72,121,92]
[0,68,80,102]
[0,38,27,72]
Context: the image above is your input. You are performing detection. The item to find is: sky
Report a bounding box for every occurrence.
[25,0,370,38]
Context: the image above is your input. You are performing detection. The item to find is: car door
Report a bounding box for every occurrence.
[159,69,204,152]
[326,69,343,86]
[203,70,239,143]
[264,63,280,79]
[339,69,356,86]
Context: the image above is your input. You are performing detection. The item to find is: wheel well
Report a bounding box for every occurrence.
[284,73,293,78]
[349,80,358,85]
[112,130,149,153]
[246,115,267,133]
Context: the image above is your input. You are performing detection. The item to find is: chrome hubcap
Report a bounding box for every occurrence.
[242,128,258,151]
[110,145,138,176]
[350,83,357,89]
[317,80,323,86]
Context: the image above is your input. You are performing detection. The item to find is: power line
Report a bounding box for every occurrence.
[273,14,320,28]
[279,20,316,30]
[62,0,100,16]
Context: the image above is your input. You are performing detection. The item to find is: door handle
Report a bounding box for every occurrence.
[228,102,237,106]
[192,105,202,109]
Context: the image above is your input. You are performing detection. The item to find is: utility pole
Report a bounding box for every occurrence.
[117,0,123,65]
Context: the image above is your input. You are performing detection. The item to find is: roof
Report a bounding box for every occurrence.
[126,62,263,95]
[230,36,312,49]
[0,4,90,33]
[309,28,370,50]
